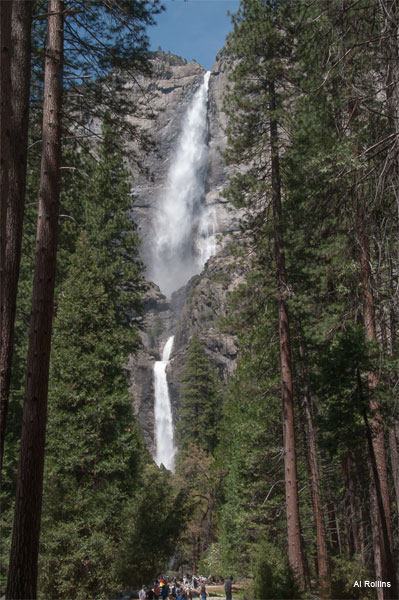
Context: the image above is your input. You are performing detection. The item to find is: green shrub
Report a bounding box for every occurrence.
[331,556,374,599]
[248,540,301,600]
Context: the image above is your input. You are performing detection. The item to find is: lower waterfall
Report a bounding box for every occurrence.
[153,336,176,471]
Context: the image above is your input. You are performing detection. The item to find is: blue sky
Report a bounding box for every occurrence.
[149,0,240,71]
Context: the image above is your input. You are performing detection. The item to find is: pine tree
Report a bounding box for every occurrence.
[285,3,398,593]
[177,335,221,456]
[223,0,306,587]
[217,290,286,580]
[38,122,146,596]
[39,234,143,599]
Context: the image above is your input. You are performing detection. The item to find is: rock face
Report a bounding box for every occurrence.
[206,49,237,231]
[127,50,244,457]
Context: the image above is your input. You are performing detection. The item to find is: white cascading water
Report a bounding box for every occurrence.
[152,72,218,471]
[150,71,216,297]
[153,336,176,471]
[198,205,218,265]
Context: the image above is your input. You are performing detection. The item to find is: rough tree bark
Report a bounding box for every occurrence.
[269,79,305,589]
[0,0,12,417]
[389,425,399,517]
[380,0,399,528]
[6,1,64,597]
[0,0,33,474]
[359,217,393,544]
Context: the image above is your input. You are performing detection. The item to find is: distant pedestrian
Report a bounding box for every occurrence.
[200,582,208,600]
[154,584,161,600]
[224,576,233,600]
[139,585,147,600]
[177,588,187,600]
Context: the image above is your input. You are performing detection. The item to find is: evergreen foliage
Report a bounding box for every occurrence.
[116,463,188,587]
[248,538,301,600]
[216,0,399,596]
[174,336,224,574]
[177,335,221,455]
[217,291,285,575]
[38,128,145,597]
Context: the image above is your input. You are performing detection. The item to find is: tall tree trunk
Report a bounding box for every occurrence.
[369,464,384,600]
[269,79,305,589]
[0,0,12,420]
[304,395,330,598]
[358,499,367,568]
[387,259,399,520]
[388,424,399,517]
[0,0,33,474]
[358,211,395,577]
[342,454,359,558]
[6,2,64,597]
[298,337,330,597]
[326,499,340,551]
[358,371,397,598]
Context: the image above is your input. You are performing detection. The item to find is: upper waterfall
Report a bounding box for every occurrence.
[149,71,215,297]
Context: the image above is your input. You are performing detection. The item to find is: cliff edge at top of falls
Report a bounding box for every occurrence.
[125,49,246,455]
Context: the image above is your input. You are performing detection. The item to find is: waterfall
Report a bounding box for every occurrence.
[153,336,176,471]
[198,205,218,265]
[151,72,218,471]
[150,71,216,297]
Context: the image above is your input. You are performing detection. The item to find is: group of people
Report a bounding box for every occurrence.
[138,575,234,600]
[138,575,209,600]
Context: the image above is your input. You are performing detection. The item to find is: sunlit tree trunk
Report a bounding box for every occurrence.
[269,78,305,589]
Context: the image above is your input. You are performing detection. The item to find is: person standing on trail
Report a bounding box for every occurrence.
[200,582,208,600]
[224,576,233,600]
[139,585,147,600]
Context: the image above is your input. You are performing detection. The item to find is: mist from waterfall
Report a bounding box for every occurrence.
[150,71,216,297]
[153,336,176,471]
